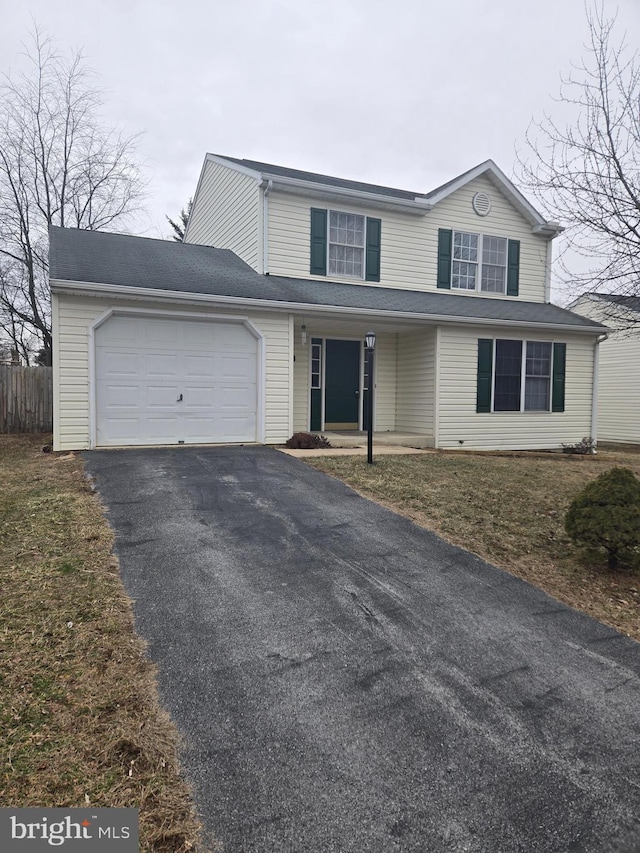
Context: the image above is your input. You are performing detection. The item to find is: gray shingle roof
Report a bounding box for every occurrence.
[49,227,605,331]
[592,294,640,314]
[215,155,424,201]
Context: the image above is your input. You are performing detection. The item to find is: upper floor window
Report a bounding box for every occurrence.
[329,211,365,278]
[452,231,508,293]
[438,228,520,297]
[310,208,381,282]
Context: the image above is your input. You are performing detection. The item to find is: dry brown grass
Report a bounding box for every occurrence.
[308,447,640,642]
[0,435,209,851]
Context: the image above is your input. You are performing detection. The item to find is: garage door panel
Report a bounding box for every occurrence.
[187,323,217,347]
[101,383,142,408]
[145,415,181,439]
[218,415,257,440]
[219,385,255,408]
[99,417,144,442]
[145,353,181,377]
[100,316,141,343]
[183,385,216,407]
[102,351,141,376]
[221,354,256,379]
[215,324,253,349]
[145,320,179,345]
[95,317,259,446]
[146,385,180,407]
[184,354,219,378]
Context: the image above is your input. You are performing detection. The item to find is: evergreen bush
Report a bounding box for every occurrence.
[565,467,640,569]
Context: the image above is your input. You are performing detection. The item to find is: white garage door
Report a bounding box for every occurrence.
[95,315,258,446]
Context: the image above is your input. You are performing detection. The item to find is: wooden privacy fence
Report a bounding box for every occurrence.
[0,366,53,433]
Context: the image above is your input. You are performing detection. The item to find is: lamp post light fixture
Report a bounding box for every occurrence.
[365,330,376,464]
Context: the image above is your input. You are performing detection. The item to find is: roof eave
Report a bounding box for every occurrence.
[209,154,433,214]
[50,279,606,334]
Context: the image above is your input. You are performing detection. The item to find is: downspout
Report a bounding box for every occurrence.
[544,239,552,303]
[262,179,273,275]
[591,333,608,448]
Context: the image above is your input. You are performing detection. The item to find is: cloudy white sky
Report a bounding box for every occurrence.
[1,0,638,270]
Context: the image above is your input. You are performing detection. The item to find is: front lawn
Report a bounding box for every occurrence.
[307,448,640,641]
[0,435,206,851]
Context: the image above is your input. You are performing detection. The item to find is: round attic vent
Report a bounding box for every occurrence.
[472,191,491,217]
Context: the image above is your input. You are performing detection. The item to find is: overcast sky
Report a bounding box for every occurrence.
[1,0,639,292]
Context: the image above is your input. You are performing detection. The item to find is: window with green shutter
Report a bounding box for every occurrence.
[310,208,327,275]
[507,240,520,296]
[477,338,566,413]
[442,231,520,296]
[365,217,381,282]
[476,339,493,412]
[437,229,452,289]
[310,208,381,281]
[552,343,566,412]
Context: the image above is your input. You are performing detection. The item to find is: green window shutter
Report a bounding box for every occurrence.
[552,343,566,412]
[477,339,494,413]
[310,208,327,276]
[437,229,452,289]
[365,217,381,282]
[507,240,520,296]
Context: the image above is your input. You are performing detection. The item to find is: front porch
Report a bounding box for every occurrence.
[292,318,437,444]
[315,430,433,449]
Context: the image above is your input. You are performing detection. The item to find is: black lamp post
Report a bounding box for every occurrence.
[365,330,376,464]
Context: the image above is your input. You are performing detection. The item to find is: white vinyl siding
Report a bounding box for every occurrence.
[571,297,639,443]
[373,333,397,431]
[597,332,640,443]
[185,160,260,270]
[396,330,435,441]
[292,327,309,433]
[437,325,594,450]
[53,292,291,450]
[266,175,548,301]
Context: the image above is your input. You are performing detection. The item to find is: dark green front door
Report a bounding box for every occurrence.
[324,339,360,429]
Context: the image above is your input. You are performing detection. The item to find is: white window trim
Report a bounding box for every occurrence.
[452,231,508,294]
[310,338,322,390]
[327,208,366,280]
[490,338,555,413]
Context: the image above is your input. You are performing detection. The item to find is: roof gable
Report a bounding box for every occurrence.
[207,154,560,233]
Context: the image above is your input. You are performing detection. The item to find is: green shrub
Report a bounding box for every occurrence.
[565,466,640,569]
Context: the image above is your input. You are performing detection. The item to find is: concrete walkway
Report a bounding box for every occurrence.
[279,444,433,458]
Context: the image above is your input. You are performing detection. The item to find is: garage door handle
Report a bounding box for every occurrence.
[177,393,183,402]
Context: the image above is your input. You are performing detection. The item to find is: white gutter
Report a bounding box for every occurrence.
[206,155,432,214]
[50,279,608,335]
[259,174,433,214]
[591,333,608,444]
[261,179,273,274]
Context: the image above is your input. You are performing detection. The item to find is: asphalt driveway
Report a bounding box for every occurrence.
[84,446,640,853]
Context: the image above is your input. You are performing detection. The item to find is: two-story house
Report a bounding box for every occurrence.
[49,155,606,451]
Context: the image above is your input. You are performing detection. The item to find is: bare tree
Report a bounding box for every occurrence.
[166,198,192,242]
[0,28,145,362]
[518,3,640,326]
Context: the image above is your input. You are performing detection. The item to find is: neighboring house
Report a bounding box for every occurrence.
[570,294,639,444]
[50,155,606,452]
